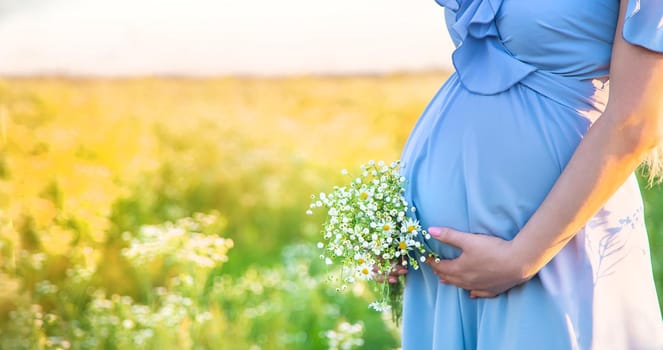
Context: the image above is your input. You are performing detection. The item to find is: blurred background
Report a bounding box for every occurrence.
[0,1,660,349]
[0,0,453,76]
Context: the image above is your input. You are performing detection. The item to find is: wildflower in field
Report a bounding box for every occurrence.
[325,321,364,350]
[121,213,233,269]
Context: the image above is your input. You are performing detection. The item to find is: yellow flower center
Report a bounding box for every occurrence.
[407,225,415,232]
[357,258,365,264]
[399,241,407,250]
[360,192,368,200]
[361,267,370,275]
[383,224,391,231]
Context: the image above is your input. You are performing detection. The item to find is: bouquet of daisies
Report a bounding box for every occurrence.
[307,160,438,324]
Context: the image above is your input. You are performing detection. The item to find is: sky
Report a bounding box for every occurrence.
[0,0,454,76]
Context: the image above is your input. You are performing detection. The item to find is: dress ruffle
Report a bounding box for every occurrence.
[434,0,459,11]
[622,0,663,53]
[436,0,537,95]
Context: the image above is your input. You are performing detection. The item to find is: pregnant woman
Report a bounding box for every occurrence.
[398,0,663,349]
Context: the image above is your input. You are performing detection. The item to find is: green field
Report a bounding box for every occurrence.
[0,73,661,349]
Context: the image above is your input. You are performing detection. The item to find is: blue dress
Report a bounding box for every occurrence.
[399,0,663,349]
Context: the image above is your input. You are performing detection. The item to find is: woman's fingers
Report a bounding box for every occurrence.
[373,260,408,283]
[425,256,458,278]
[392,265,409,275]
[388,262,408,284]
[470,290,498,299]
[425,257,475,290]
[428,227,470,249]
[426,257,500,296]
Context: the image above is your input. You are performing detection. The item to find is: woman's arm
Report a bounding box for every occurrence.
[425,0,663,297]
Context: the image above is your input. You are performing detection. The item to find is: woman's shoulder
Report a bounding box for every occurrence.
[622,0,662,52]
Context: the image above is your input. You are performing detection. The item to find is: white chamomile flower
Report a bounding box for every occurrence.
[397,238,409,253]
[402,217,420,234]
[368,301,391,312]
[357,265,373,281]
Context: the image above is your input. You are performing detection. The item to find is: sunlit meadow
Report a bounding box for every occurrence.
[0,74,661,349]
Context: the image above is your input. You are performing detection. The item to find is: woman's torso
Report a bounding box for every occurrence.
[440,0,620,99]
[494,0,618,79]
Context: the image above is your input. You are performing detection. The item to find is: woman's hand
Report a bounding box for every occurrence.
[374,259,409,284]
[424,227,532,298]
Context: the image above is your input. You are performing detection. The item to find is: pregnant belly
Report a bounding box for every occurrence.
[399,75,593,259]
